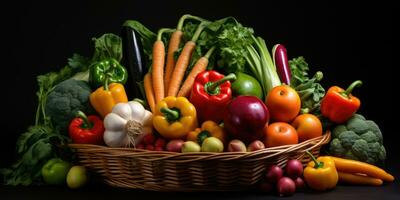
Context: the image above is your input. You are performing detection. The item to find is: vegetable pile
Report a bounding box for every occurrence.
[1,14,394,195]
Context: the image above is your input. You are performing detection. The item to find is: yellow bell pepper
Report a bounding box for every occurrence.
[153,96,197,139]
[303,151,338,191]
[187,121,226,144]
[90,82,128,118]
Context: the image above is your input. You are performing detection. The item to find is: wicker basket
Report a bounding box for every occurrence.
[69,131,330,192]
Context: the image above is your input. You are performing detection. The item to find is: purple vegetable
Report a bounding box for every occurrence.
[272,44,291,85]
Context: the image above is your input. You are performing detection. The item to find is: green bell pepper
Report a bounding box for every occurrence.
[231,72,263,100]
[89,58,128,88]
[41,158,71,185]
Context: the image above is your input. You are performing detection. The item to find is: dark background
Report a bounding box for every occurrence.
[1,0,397,199]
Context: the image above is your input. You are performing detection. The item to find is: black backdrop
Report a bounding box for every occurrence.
[1,0,396,172]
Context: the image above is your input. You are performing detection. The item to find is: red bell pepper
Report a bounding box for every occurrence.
[320,80,362,124]
[69,111,105,144]
[190,70,236,123]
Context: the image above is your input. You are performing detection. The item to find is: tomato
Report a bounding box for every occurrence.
[264,122,298,148]
[291,114,323,142]
[265,85,301,122]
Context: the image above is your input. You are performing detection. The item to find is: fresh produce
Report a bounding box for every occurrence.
[178,47,216,97]
[338,172,383,186]
[201,137,224,152]
[90,82,128,118]
[289,57,325,115]
[272,44,291,85]
[167,22,208,97]
[293,177,305,191]
[190,71,236,123]
[143,73,156,113]
[321,80,362,124]
[88,58,128,89]
[41,158,71,185]
[227,139,247,152]
[265,165,284,183]
[45,79,92,132]
[186,120,226,144]
[265,85,301,122]
[103,101,153,147]
[303,152,338,191]
[121,23,147,99]
[277,177,296,196]
[328,156,394,182]
[285,159,303,179]
[166,139,185,152]
[247,140,265,152]
[264,122,298,148]
[291,114,323,143]
[66,166,88,189]
[224,96,269,143]
[231,72,263,99]
[153,96,197,139]
[68,111,104,145]
[181,141,201,153]
[328,114,386,164]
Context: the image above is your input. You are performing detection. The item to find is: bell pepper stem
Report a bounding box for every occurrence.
[198,130,211,144]
[205,73,236,95]
[306,150,324,169]
[76,111,92,129]
[160,107,180,122]
[342,80,362,97]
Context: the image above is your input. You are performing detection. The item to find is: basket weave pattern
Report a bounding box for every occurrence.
[69,132,330,191]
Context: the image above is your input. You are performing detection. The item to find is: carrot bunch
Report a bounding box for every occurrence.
[144,15,214,113]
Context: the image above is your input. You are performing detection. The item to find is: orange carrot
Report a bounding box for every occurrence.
[329,156,395,182]
[152,28,173,103]
[338,172,383,186]
[164,30,183,94]
[177,46,216,97]
[167,22,208,97]
[144,73,155,113]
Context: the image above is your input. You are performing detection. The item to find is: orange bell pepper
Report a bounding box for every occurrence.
[187,120,226,144]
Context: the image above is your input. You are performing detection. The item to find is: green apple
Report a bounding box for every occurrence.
[181,141,201,153]
[41,158,71,185]
[201,137,224,152]
[66,166,88,189]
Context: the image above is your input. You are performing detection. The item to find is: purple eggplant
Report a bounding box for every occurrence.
[272,44,291,85]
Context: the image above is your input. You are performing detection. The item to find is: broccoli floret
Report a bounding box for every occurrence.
[45,79,92,133]
[338,131,360,148]
[332,125,347,138]
[346,117,369,134]
[328,114,387,165]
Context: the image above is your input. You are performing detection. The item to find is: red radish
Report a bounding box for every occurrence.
[265,165,284,183]
[247,140,265,152]
[294,177,306,191]
[277,177,296,196]
[166,139,184,152]
[155,138,166,148]
[272,44,291,85]
[143,133,155,145]
[146,144,154,151]
[286,159,304,179]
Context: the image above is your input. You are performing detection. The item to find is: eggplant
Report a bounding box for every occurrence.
[272,44,291,85]
[121,26,146,99]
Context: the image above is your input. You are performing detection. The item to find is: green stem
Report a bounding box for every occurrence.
[157,28,175,41]
[197,130,211,144]
[160,107,180,122]
[177,14,207,30]
[205,73,236,95]
[341,80,362,97]
[103,76,109,91]
[306,150,324,169]
[133,98,148,108]
[76,111,92,129]
[191,21,209,42]
[204,46,216,59]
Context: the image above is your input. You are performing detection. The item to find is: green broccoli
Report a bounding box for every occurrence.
[45,79,92,133]
[328,114,386,165]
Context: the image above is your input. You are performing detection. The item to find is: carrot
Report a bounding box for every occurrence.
[338,172,383,186]
[167,21,209,97]
[177,46,216,97]
[329,156,395,182]
[152,28,173,104]
[144,73,156,113]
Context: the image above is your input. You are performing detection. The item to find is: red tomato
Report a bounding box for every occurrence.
[264,122,298,148]
[291,114,323,142]
[265,85,301,122]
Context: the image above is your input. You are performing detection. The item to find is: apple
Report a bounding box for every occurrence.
[66,166,88,189]
[181,141,201,153]
[201,137,224,152]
